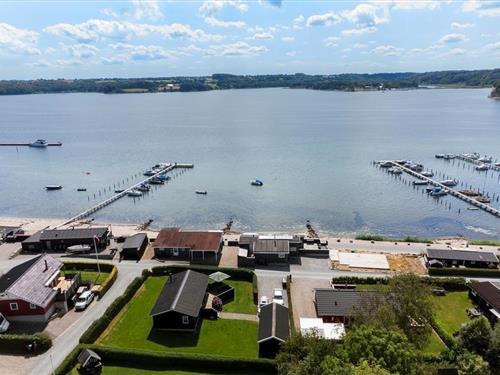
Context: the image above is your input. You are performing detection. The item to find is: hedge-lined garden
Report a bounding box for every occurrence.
[62,261,118,298]
[0,332,52,355]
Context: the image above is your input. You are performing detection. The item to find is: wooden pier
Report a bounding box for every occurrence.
[386,161,500,219]
[56,162,194,228]
[0,142,62,147]
[454,154,500,172]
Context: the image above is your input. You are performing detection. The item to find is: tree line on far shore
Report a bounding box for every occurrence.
[0,69,499,96]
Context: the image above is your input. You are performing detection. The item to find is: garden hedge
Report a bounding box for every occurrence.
[0,332,52,355]
[430,318,456,349]
[330,276,469,291]
[428,267,500,278]
[97,266,118,299]
[63,261,118,299]
[151,264,255,282]
[54,344,84,375]
[86,345,277,374]
[79,275,145,344]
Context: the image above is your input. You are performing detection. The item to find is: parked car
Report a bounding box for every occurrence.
[0,313,10,333]
[258,296,270,314]
[272,288,284,305]
[75,291,94,311]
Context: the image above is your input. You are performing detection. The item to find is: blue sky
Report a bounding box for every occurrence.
[1,0,499,79]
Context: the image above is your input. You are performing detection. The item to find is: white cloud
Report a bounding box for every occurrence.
[132,0,164,20]
[44,19,223,43]
[463,0,500,17]
[109,42,180,61]
[286,50,298,57]
[341,26,377,37]
[101,56,128,65]
[483,41,500,51]
[250,32,274,40]
[281,36,295,42]
[100,8,125,18]
[45,47,57,54]
[324,36,340,47]
[56,59,83,67]
[447,48,467,55]
[341,3,389,27]
[62,43,99,59]
[199,0,248,28]
[352,43,367,49]
[293,15,305,24]
[204,41,268,56]
[438,33,468,44]
[451,22,475,29]
[0,22,40,55]
[371,44,404,56]
[306,11,342,27]
[386,1,440,10]
[27,59,51,67]
[259,0,282,7]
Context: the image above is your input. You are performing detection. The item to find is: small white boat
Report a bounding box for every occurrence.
[251,179,264,186]
[443,153,456,160]
[495,162,500,167]
[475,164,489,171]
[413,180,428,186]
[45,185,62,190]
[143,170,155,177]
[379,161,393,168]
[467,207,479,211]
[136,184,151,192]
[421,171,434,177]
[440,179,458,187]
[430,187,447,197]
[478,156,492,163]
[127,189,142,197]
[388,167,403,174]
[29,139,48,148]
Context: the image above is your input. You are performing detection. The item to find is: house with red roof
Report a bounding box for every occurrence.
[153,228,223,264]
[0,254,64,322]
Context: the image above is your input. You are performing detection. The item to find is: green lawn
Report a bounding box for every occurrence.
[61,270,109,285]
[355,284,389,292]
[433,291,474,336]
[72,367,215,375]
[423,330,447,355]
[218,280,257,314]
[99,276,258,358]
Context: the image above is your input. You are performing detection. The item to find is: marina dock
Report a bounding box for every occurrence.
[56,162,194,227]
[454,154,500,172]
[384,161,500,218]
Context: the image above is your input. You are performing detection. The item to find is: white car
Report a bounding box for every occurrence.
[0,313,10,333]
[75,291,94,311]
[272,288,284,305]
[258,296,270,314]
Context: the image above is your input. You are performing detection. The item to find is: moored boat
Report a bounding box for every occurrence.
[136,184,151,192]
[127,189,142,197]
[149,177,164,185]
[475,164,489,171]
[435,154,445,159]
[379,161,393,168]
[45,185,62,190]
[459,189,480,197]
[251,179,264,186]
[114,189,124,193]
[478,156,492,163]
[412,180,428,186]
[476,196,491,204]
[440,179,458,187]
[421,171,434,177]
[195,191,207,195]
[29,139,48,148]
[388,166,403,174]
[77,188,87,192]
[430,187,447,197]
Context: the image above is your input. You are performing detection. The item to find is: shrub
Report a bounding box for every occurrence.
[430,318,456,349]
[428,268,500,278]
[97,266,118,299]
[54,344,83,375]
[151,264,255,281]
[0,332,52,355]
[421,277,468,291]
[355,234,386,241]
[62,261,115,273]
[86,345,277,374]
[331,276,389,285]
[252,273,258,304]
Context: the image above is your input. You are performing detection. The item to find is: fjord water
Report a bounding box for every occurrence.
[0,88,499,239]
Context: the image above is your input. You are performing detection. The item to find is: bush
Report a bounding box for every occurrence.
[54,344,83,375]
[97,266,118,299]
[86,345,277,374]
[62,261,115,273]
[252,273,258,304]
[430,318,456,349]
[79,276,145,344]
[286,275,295,333]
[151,264,255,282]
[0,332,52,355]
[428,267,500,278]
[355,234,386,241]
[421,277,469,291]
[331,276,389,285]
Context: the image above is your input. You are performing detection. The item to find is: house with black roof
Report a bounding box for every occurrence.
[314,289,384,326]
[469,281,500,325]
[258,302,289,358]
[22,227,111,252]
[121,233,148,260]
[238,234,302,265]
[425,248,499,269]
[150,270,209,331]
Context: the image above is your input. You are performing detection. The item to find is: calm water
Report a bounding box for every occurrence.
[0,88,499,239]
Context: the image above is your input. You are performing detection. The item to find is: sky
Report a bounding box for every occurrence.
[0,0,500,79]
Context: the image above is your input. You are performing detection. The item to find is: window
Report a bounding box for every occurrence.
[173,248,179,256]
[278,253,285,259]
[10,302,18,311]
[182,315,189,325]
[29,303,37,310]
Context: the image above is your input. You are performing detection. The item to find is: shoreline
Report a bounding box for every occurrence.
[1,215,497,251]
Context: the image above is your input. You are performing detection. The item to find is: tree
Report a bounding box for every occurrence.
[342,325,419,375]
[486,323,500,368]
[353,360,392,375]
[386,273,435,347]
[457,351,490,375]
[320,356,354,375]
[457,317,492,356]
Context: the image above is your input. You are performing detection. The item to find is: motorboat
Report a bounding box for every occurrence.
[29,139,48,148]
[412,180,428,186]
[45,185,62,190]
[430,187,447,197]
[66,244,92,254]
[114,189,124,193]
[195,191,207,195]
[425,187,434,193]
[467,207,479,211]
[127,189,142,197]
[478,156,492,163]
[495,162,500,167]
[136,184,151,192]
[388,166,403,174]
[149,177,164,185]
[440,179,458,187]
[379,161,393,168]
[435,154,445,159]
[459,189,480,197]
[443,153,456,160]
[463,152,480,160]
[475,164,489,171]
[421,171,434,177]
[158,173,170,181]
[77,188,87,192]
[476,196,491,204]
[143,170,156,177]
[251,179,264,186]
[409,164,424,172]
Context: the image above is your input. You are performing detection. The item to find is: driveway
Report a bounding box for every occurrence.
[218,246,238,268]
[289,277,330,331]
[257,272,288,308]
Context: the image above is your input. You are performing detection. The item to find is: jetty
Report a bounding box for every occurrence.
[0,142,62,147]
[454,154,500,172]
[56,162,194,228]
[383,161,500,218]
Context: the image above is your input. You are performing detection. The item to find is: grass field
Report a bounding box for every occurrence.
[433,291,473,336]
[99,276,258,358]
[61,270,109,285]
[355,284,389,291]
[218,280,257,314]
[423,331,447,355]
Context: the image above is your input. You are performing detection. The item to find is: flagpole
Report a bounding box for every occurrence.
[93,236,101,276]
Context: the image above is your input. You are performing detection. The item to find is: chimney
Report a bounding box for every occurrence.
[44,259,48,272]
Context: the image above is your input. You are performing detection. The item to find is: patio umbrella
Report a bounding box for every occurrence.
[209,271,230,282]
